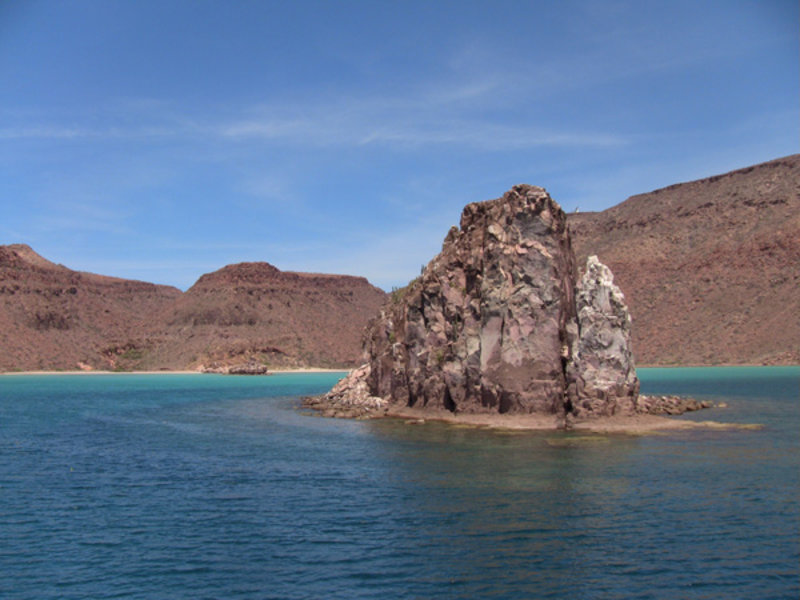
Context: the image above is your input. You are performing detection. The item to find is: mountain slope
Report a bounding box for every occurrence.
[0,246,386,371]
[2,155,797,371]
[146,262,387,369]
[0,244,182,371]
[568,155,800,366]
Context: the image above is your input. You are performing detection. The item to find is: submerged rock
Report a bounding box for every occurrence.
[311,185,693,421]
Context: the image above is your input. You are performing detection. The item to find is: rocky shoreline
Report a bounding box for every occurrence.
[300,403,734,434]
[302,366,717,432]
[301,185,734,434]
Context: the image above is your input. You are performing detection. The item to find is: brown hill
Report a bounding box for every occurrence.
[3,155,797,371]
[145,262,387,370]
[0,244,182,371]
[0,247,386,371]
[569,155,800,366]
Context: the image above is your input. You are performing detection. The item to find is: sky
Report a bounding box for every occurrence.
[0,0,797,291]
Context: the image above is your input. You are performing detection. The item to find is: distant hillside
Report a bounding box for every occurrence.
[569,155,800,366]
[145,262,387,370]
[3,155,797,371]
[0,246,386,371]
[0,244,182,371]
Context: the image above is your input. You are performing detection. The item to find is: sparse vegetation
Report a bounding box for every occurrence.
[120,347,145,361]
[435,348,445,366]
[390,277,420,304]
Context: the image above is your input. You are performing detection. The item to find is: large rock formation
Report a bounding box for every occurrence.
[569,154,800,366]
[313,185,640,419]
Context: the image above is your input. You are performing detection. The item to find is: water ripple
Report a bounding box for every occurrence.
[0,371,798,599]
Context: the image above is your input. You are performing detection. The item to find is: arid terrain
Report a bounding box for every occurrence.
[145,262,387,370]
[0,247,385,371]
[0,244,182,371]
[1,155,797,372]
[569,155,799,366]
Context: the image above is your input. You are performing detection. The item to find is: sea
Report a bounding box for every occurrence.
[1,367,798,599]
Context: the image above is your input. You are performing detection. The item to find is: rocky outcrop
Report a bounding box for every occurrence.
[201,361,270,375]
[302,364,387,418]
[311,185,643,420]
[566,255,639,417]
[365,185,581,415]
[635,395,714,415]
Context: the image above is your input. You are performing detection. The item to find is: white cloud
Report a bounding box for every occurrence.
[0,72,628,152]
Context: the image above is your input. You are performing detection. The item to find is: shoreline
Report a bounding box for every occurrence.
[4,365,795,377]
[0,367,348,376]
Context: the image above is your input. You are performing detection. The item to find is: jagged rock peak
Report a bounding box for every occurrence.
[567,255,639,417]
[325,184,641,420]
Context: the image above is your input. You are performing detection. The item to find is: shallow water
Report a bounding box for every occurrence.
[1,367,798,599]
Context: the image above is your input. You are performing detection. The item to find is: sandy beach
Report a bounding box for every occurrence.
[0,368,347,376]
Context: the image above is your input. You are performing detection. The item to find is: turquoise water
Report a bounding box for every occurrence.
[1,367,798,599]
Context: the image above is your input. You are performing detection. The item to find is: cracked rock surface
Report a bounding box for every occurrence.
[314,185,645,419]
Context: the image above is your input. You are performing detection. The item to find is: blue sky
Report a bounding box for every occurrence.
[1,0,797,290]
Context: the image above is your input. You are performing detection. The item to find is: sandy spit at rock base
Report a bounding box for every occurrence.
[381,406,761,435]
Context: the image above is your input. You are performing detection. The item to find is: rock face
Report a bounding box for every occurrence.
[567,255,639,417]
[569,154,800,366]
[332,185,640,419]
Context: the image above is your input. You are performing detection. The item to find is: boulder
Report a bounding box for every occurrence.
[302,364,387,418]
[201,361,269,375]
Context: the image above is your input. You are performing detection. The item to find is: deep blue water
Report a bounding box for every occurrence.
[1,367,798,599]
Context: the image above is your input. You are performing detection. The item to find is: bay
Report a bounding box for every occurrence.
[1,367,798,599]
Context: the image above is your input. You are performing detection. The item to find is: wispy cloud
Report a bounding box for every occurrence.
[0,124,180,141]
[214,94,628,150]
[0,74,628,151]
[32,200,134,235]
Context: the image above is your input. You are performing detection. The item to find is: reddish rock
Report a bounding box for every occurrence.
[0,248,386,371]
[151,262,387,370]
[0,244,182,371]
[322,185,641,419]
